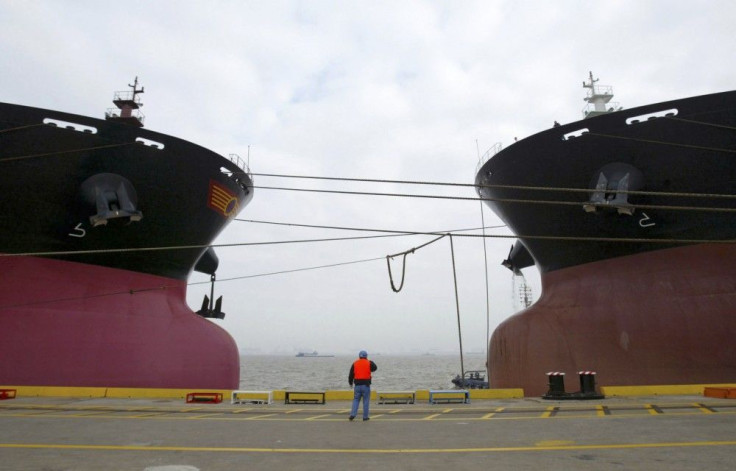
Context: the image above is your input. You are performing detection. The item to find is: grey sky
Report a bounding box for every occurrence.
[2,1,734,355]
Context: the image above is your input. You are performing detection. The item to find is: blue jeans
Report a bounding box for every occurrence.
[350,384,370,419]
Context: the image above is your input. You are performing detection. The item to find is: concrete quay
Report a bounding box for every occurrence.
[1,394,736,470]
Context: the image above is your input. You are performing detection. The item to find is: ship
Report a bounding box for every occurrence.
[475,73,736,396]
[0,78,254,389]
[296,351,335,358]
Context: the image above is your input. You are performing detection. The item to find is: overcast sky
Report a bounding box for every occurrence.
[3,1,735,356]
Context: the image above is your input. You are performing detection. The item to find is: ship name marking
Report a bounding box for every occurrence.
[638,212,656,228]
[68,223,86,238]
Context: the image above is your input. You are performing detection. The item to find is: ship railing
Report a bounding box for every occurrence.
[228,153,253,181]
[582,101,621,118]
[104,108,146,124]
[475,142,503,175]
[585,84,613,99]
[112,90,143,105]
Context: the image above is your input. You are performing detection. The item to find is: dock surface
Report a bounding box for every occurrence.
[2,395,736,470]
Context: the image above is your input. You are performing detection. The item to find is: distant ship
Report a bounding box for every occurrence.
[0,78,254,389]
[475,73,736,396]
[296,351,335,358]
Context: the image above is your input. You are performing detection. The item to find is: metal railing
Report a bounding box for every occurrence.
[105,108,145,124]
[585,84,613,99]
[475,142,503,176]
[228,153,252,179]
[582,101,621,118]
[112,90,143,105]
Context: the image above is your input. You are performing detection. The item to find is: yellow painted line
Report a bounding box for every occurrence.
[305,414,333,421]
[423,413,442,420]
[1,412,62,419]
[245,414,279,420]
[694,403,715,414]
[596,405,607,417]
[540,406,557,418]
[482,407,505,419]
[2,440,736,454]
[645,404,661,415]
[71,411,115,417]
[186,414,223,419]
[284,409,303,414]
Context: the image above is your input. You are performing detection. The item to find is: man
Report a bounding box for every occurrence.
[348,350,377,421]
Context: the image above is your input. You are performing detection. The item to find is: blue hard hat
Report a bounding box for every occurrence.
[359,350,368,358]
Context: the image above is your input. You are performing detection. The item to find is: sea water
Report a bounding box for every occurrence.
[238,354,487,391]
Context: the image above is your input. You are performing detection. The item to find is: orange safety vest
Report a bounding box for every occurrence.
[353,358,372,380]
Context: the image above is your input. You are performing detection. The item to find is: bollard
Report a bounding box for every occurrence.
[546,372,566,396]
[578,371,597,394]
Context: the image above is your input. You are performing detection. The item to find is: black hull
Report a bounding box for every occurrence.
[476,91,736,274]
[476,90,736,395]
[0,100,253,389]
[0,102,253,279]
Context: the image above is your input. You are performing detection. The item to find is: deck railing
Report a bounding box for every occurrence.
[475,142,503,176]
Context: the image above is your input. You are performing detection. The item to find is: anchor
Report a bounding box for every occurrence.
[196,273,226,319]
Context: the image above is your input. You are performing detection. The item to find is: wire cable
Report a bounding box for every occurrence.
[252,184,736,213]
[252,174,736,200]
[237,219,507,235]
[188,256,387,285]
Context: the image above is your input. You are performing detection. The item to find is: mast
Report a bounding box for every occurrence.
[582,71,617,118]
[105,77,145,127]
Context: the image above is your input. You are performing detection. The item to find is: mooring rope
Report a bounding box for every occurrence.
[386,251,412,293]
[385,234,446,293]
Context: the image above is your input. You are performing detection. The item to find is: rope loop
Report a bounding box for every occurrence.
[386,250,412,293]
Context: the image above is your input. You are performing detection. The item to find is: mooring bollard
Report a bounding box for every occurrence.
[578,371,597,394]
[546,371,566,396]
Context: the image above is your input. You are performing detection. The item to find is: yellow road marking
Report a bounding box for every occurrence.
[2,440,736,454]
[536,440,575,447]
[305,414,332,420]
[540,406,557,418]
[482,406,504,419]
[423,413,442,420]
[245,414,279,420]
[694,403,715,414]
[645,404,661,415]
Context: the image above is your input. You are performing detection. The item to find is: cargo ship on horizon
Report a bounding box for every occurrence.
[0,78,254,389]
[476,73,736,396]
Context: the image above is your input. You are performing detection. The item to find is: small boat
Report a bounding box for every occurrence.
[296,351,334,358]
[451,370,489,389]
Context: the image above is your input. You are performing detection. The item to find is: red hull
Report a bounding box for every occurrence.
[489,244,736,396]
[0,256,239,389]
